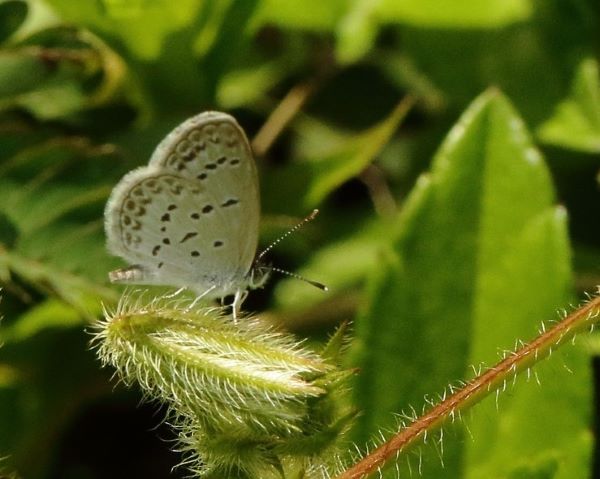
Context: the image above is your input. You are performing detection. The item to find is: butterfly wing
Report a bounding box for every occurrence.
[104,112,260,296]
[149,112,260,278]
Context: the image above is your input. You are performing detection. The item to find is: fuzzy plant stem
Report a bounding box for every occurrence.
[336,293,600,479]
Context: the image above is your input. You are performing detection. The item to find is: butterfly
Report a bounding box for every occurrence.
[104,111,325,317]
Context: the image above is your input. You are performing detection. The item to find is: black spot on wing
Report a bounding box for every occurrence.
[221,198,239,207]
[180,232,198,243]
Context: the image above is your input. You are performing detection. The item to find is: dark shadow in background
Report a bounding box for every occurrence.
[51,397,184,479]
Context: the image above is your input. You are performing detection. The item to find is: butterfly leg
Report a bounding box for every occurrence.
[186,285,217,311]
[164,287,186,299]
[231,289,249,322]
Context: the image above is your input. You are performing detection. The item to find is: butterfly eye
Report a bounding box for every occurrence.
[249,264,271,290]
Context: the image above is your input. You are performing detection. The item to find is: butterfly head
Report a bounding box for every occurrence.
[248,259,272,290]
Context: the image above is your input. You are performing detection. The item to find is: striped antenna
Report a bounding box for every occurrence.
[256,209,327,291]
[270,266,328,291]
[257,209,320,261]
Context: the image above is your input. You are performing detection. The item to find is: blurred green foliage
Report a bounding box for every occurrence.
[0,0,598,478]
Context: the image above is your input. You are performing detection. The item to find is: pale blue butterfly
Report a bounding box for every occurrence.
[105,111,325,317]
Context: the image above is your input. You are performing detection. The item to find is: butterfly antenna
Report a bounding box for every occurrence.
[257,209,320,261]
[270,266,328,291]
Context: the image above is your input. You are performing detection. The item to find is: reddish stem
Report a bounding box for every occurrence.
[336,294,600,479]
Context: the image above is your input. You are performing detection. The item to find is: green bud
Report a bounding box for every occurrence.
[93,293,354,478]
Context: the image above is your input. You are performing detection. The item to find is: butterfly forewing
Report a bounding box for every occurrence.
[104,112,260,296]
[149,112,259,276]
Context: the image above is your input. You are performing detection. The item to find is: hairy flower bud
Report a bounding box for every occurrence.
[93,293,354,477]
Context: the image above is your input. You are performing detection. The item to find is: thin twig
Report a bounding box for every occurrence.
[251,80,318,157]
[359,164,397,217]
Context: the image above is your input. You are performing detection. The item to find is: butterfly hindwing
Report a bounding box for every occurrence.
[104,112,261,297]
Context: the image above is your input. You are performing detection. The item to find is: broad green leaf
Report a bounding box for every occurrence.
[250,0,349,32]
[0,0,28,43]
[464,208,590,479]
[336,0,533,63]
[303,98,412,207]
[537,58,600,153]
[352,90,588,478]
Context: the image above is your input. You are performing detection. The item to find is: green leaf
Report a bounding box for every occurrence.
[303,98,413,207]
[0,136,120,309]
[45,0,205,60]
[336,0,533,62]
[0,0,28,44]
[0,52,52,97]
[463,210,590,479]
[0,212,18,249]
[352,90,588,478]
[250,0,349,32]
[374,0,533,28]
[335,0,378,64]
[2,251,117,321]
[0,299,84,343]
[0,26,129,120]
[216,60,286,109]
[0,327,106,478]
[537,58,600,153]
[273,220,383,312]
[96,0,150,19]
